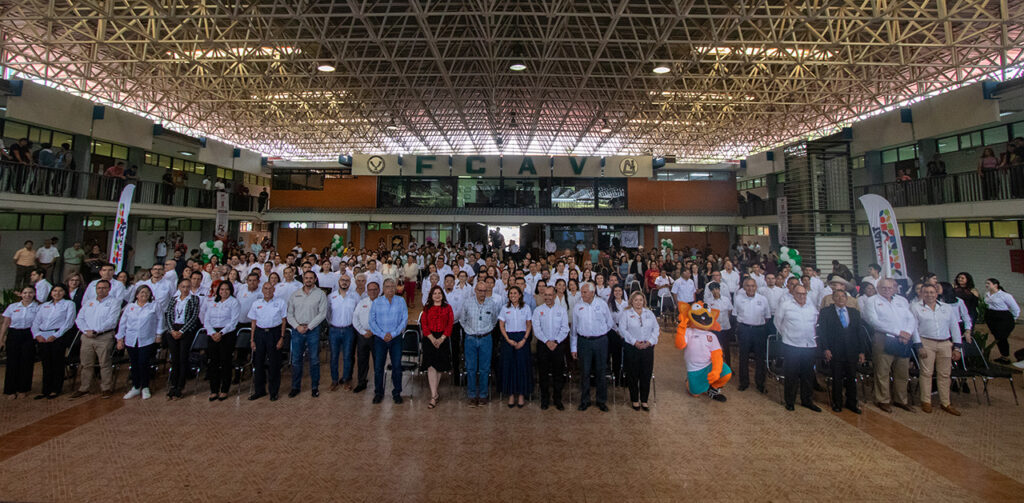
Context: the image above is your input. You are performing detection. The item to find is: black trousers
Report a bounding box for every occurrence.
[607,329,624,385]
[988,310,1015,357]
[535,339,567,404]
[736,323,768,388]
[206,330,237,394]
[166,326,196,393]
[783,344,816,407]
[450,322,463,385]
[714,327,734,368]
[3,328,34,394]
[38,339,66,395]
[127,343,156,389]
[355,332,374,386]
[578,335,608,405]
[252,326,283,395]
[623,344,654,403]
[830,358,858,408]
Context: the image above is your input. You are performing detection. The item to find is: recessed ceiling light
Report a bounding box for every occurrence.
[317,64,336,72]
[652,65,671,74]
[600,127,612,133]
[178,150,194,156]
[509,63,527,71]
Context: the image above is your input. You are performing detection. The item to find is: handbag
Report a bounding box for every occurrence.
[882,335,913,358]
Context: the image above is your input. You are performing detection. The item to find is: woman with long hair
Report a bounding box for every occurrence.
[499,286,532,408]
[420,285,453,409]
[984,278,1020,364]
[65,273,85,311]
[2,286,40,399]
[607,285,628,387]
[31,284,76,399]
[116,285,161,400]
[203,281,241,400]
[953,272,980,323]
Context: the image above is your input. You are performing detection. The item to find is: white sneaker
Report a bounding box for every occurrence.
[1012,361,1024,370]
[141,388,152,400]
[123,388,141,399]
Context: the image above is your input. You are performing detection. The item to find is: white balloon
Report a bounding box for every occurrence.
[780,246,789,254]
[213,240,223,249]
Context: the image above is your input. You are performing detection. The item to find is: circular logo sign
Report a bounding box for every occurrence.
[367,155,386,174]
[619,157,638,176]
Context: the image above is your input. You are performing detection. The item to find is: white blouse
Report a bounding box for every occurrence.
[4,301,40,329]
[31,299,77,339]
[116,301,161,347]
[498,304,532,333]
[609,299,629,327]
[617,308,660,346]
[204,297,241,335]
[596,286,611,301]
[986,290,1021,318]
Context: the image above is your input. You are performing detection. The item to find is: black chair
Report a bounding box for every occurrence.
[963,338,1019,406]
[64,331,83,386]
[188,329,209,393]
[765,333,785,404]
[855,326,875,403]
[384,322,422,398]
[233,328,253,395]
[949,346,980,405]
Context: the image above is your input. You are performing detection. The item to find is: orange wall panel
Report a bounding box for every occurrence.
[270,176,377,209]
[627,179,738,213]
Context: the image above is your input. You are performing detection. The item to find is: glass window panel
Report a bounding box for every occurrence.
[28,127,45,143]
[3,121,29,141]
[191,220,202,231]
[597,179,627,208]
[549,178,595,209]
[153,219,166,231]
[959,133,974,149]
[111,144,128,160]
[903,222,923,237]
[42,214,64,231]
[1013,121,1024,139]
[970,131,982,147]
[456,178,502,208]
[898,145,916,161]
[882,149,898,164]
[978,221,991,237]
[51,132,73,149]
[19,214,42,230]
[407,178,455,207]
[505,178,541,208]
[92,141,112,157]
[936,137,958,154]
[172,158,184,171]
[0,213,16,230]
[377,177,406,207]
[992,221,1019,238]
[983,126,1009,146]
[967,222,979,236]
[138,218,152,231]
[144,152,156,165]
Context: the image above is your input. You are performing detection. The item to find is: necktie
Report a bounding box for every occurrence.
[838,308,848,329]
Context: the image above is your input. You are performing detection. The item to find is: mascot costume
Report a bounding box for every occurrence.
[675,301,732,402]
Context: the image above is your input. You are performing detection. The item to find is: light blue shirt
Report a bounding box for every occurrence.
[369,294,408,340]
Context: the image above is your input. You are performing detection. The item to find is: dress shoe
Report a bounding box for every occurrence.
[288,389,300,398]
[554,402,565,411]
[540,402,549,410]
[812,382,826,392]
[640,404,650,411]
[46,393,58,400]
[831,405,843,413]
[248,392,266,401]
[468,398,478,407]
[756,385,766,394]
[352,383,367,393]
[269,394,278,401]
[994,357,1012,365]
[892,402,914,412]
[329,382,340,392]
[596,403,609,412]
[737,384,749,391]
[875,402,893,413]
[578,403,590,411]
[801,403,822,413]
[632,403,641,411]
[847,405,862,414]
[941,404,962,416]
[69,390,89,399]
[785,404,795,411]
[217,395,228,401]
[393,396,403,404]
[507,402,515,409]
[101,390,113,399]
[311,389,319,398]
[34,394,47,400]
[961,382,971,394]
[516,402,524,408]
[372,395,383,404]
[921,402,933,413]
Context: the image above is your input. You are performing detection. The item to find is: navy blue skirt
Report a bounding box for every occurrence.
[501,331,533,395]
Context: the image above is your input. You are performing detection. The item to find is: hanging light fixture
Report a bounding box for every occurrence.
[317,63,336,72]
[652,65,671,74]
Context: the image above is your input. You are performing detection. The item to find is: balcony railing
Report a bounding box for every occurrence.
[739,197,776,216]
[0,161,259,212]
[855,165,1024,207]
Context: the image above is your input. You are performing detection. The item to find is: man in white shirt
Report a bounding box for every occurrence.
[775,285,821,412]
[720,260,740,299]
[734,277,772,392]
[155,237,168,266]
[363,260,384,290]
[70,280,120,399]
[236,273,263,327]
[861,263,882,288]
[30,268,52,304]
[524,263,542,295]
[550,261,569,286]
[672,269,697,305]
[571,282,615,412]
[911,284,962,416]
[759,273,787,321]
[350,281,380,393]
[247,281,287,401]
[534,286,569,410]
[862,278,917,413]
[749,263,767,289]
[35,239,60,283]
[275,266,302,302]
[327,275,359,391]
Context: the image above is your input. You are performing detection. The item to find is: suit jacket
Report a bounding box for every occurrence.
[164,294,201,335]
[816,305,867,360]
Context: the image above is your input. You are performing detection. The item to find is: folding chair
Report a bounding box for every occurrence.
[950,346,980,405]
[233,328,253,396]
[765,333,785,404]
[855,326,875,403]
[384,323,422,398]
[188,329,209,394]
[64,331,83,387]
[964,338,1019,406]
[110,345,130,391]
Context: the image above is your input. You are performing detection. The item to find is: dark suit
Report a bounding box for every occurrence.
[816,305,867,409]
[164,295,201,395]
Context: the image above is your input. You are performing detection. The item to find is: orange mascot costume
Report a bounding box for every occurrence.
[675,301,732,402]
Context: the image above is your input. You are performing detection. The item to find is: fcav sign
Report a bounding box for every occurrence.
[352,154,652,178]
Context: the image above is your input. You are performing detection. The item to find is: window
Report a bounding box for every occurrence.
[407,178,455,207]
[271,169,336,190]
[216,167,234,180]
[959,131,982,150]
[983,126,1009,146]
[596,179,627,209]
[992,221,1020,238]
[882,149,899,164]
[2,120,73,149]
[936,136,958,154]
[0,213,17,230]
[456,178,501,207]
[944,222,966,237]
[505,178,541,208]
[967,221,991,237]
[2,121,29,141]
[851,156,865,170]
[91,140,128,160]
[857,224,869,236]
[900,222,923,237]
[549,179,594,209]
[239,221,254,233]
[42,214,65,231]
[881,145,917,164]
[1013,121,1024,139]
[657,225,691,232]
[775,172,786,183]
[897,145,916,162]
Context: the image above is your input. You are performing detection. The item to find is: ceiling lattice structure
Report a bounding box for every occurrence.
[1,0,1023,162]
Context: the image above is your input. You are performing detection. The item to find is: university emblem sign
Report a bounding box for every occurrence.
[367,155,386,174]
[619,157,638,176]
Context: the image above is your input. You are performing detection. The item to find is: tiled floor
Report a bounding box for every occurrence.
[1,324,1022,502]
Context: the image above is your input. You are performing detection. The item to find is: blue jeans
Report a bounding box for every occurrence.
[328,326,355,383]
[290,328,321,390]
[373,335,404,398]
[464,334,492,399]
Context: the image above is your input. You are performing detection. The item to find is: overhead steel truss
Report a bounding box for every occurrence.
[1,0,1022,161]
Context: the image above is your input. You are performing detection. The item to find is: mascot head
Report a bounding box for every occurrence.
[674,301,721,349]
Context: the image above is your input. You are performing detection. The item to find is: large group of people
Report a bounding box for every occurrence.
[1,236,1020,419]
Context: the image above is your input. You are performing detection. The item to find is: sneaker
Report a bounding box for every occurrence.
[1012,361,1024,370]
[123,388,141,400]
[141,388,151,400]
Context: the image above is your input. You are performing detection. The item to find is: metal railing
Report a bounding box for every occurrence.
[0,161,259,212]
[855,165,1024,207]
[739,197,776,216]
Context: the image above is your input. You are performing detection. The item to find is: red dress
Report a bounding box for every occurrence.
[420,304,453,372]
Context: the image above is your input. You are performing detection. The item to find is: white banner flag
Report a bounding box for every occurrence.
[859,194,910,285]
[620,230,639,248]
[109,183,135,274]
[777,196,788,246]
[215,191,229,238]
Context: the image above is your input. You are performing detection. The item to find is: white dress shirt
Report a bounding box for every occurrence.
[31,299,76,338]
[327,290,359,327]
[498,304,532,333]
[532,303,569,343]
[671,277,696,303]
[352,297,374,335]
[3,301,40,329]
[759,286,787,316]
[34,279,52,303]
[862,294,917,338]
[985,290,1021,318]
[570,298,615,352]
[203,297,240,334]
[720,269,740,295]
[116,301,161,347]
[734,292,771,326]
[707,295,733,331]
[275,280,302,304]
[654,276,673,298]
[617,308,659,346]
[247,297,288,329]
[911,301,962,345]
[75,296,120,333]
[235,287,262,323]
[84,279,126,305]
[596,286,611,302]
[775,300,819,348]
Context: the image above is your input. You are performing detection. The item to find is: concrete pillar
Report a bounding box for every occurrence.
[72,133,92,198]
[923,220,948,278]
[917,139,937,179]
[359,222,366,248]
[864,150,884,185]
